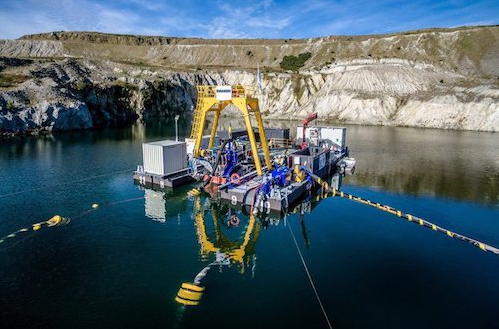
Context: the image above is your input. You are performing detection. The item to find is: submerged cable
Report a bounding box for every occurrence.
[288,221,333,329]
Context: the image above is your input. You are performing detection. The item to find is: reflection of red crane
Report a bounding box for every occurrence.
[301,113,318,149]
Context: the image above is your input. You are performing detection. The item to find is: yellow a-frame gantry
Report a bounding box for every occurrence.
[189,85,272,176]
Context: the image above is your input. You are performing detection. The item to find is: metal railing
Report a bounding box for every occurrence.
[269,138,294,148]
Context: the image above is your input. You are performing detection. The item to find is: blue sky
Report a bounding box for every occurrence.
[0,0,497,39]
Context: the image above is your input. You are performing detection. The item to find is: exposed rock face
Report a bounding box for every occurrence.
[0,59,214,134]
[0,100,92,134]
[217,65,499,131]
[0,26,498,135]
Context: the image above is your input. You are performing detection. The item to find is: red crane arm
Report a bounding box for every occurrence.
[301,113,318,149]
[303,112,318,126]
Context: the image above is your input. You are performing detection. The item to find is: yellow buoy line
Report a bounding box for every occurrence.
[0,196,145,246]
[0,215,70,244]
[305,169,499,255]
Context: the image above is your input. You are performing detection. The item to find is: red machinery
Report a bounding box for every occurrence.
[301,113,318,149]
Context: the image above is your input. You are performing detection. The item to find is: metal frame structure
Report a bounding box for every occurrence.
[190,85,272,176]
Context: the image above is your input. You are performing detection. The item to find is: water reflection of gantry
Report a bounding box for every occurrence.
[175,197,261,306]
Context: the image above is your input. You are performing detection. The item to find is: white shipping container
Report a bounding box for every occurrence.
[142,140,187,175]
[296,126,347,149]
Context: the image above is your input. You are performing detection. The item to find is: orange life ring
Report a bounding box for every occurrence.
[230,173,241,185]
[229,215,240,226]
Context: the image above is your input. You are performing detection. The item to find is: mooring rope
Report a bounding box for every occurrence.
[288,221,333,329]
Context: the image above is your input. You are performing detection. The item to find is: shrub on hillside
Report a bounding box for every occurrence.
[6,100,15,110]
[279,52,312,71]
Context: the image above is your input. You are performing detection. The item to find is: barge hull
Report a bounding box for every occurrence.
[133,168,195,189]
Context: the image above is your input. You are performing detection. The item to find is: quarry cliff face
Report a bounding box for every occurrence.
[0,26,498,135]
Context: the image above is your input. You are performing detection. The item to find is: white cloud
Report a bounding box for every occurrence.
[246,16,292,30]
[208,17,250,39]
[0,0,170,38]
[206,0,292,38]
[0,0,497,40]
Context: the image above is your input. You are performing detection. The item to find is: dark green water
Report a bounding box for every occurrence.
[1,120,498,329]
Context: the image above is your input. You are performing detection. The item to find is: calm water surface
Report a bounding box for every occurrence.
[0,119,498,329]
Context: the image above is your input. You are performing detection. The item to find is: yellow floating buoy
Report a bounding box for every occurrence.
[175,282,204,306]
[46,215,62,227]
[177,288,203,301]
[92,203,99,209]
[175,296,199,306]
[33,223,42,231]
[181,282,205,292]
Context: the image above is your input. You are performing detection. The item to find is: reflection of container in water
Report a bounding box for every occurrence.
[144,189,166,222]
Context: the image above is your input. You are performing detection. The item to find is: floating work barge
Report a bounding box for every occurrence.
[134,84,355,213]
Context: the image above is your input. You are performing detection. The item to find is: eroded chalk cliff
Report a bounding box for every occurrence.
[1,26,498,134]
